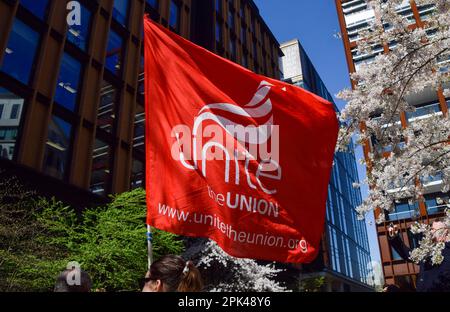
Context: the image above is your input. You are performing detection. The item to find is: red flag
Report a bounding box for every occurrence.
[144,17,338,263]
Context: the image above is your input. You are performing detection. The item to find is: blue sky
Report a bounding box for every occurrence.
[253,0,381,268]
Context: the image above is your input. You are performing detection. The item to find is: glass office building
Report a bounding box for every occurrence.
[0,0,282,207]
[281,39,373,291]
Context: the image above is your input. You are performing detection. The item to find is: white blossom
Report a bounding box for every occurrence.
[197,240,288,292]
[338,0,450,265]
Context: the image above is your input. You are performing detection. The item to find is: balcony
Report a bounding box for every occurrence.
[418,4,436,21]
[426,195,449,215]
[343,2,368,15]
[422,173,444,195]
[387,201,419,221]
[406,102,442,122]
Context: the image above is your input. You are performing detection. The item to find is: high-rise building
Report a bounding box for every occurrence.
[335,0,449,289]
[0,0,282,207]
[280,39,373,291]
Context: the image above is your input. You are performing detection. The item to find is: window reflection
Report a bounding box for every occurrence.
[19,0,49,19]
[230,38,236,61]
[241,53,248,68]
[228,2,235,30]
[215,0,222,14]
[0,88,24,160]
[241,26,246,45]
[55,53,82,111]
[169,0,181,32]
[105,30,123,75]
[131,159,144,189]
[138,72,145,96]
[112,0,130,26]
[387,201,419,221]
[67,4,92,51]
[90,139,112,195]
[133,104,145,154]
[425,194,449,215]
[391,246,403,261]
[146,0,158,9]
[43,116,72,180]
[215,21,222,44]
[98,80,117,133]
[1,19,39,85]
[138,55,144,96]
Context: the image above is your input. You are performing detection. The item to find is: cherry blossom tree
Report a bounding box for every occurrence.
[198,241,288,292]
[184,239,288,291]
[338,0,450,265]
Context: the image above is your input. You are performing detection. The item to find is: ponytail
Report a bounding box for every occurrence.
[149,255,203,292]
[177,260,203,292]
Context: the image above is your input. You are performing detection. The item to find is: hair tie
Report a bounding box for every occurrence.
[182,261,190,275]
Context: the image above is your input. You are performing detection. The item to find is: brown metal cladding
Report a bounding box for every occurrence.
[0,0,282,200]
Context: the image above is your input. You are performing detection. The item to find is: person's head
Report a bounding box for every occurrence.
[142,255,203,292]
[383,284,400,292]
[431,219,449,243]
[54,269,92,292]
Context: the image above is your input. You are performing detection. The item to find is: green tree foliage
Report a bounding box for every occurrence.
[298,276,326,292]
[0,177,69,291]
[0,182,184,292]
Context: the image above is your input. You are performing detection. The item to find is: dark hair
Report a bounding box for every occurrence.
[383,284,400,292]
[149,255,203,292]
[54,269,92,292]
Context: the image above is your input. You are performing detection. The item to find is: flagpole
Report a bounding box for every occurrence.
[147,224,153,270]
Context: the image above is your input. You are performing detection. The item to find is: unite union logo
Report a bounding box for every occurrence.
[172,81,283,195]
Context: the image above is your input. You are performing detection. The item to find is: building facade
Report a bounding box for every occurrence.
[335,0,450,289]
[0,0,282,207]
[280,39,373,291]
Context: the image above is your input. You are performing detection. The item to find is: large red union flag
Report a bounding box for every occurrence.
[144,17,338,263]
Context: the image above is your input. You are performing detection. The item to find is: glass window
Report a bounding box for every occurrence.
[215,0,222,13]
[98,80,118,134]
[215,21,222,43]
[169,0,181,32]
[20,0,49,19]
[90,139,112,195]
[131,159,144,189]
[138,55,144,97]
[228,8,235,30]
[67,4,92,51]
[43,116,72,180]
[133,104,145,154]
[105,29,123,75]
[112,0,130,26]
[138,72,145,96]
[406,102,441,120]
[251,18,256,35]
[391,246,403,261]
[146,0,158,9]
[241,26,246,45]
[1,19,40,84]
[10,104,20,119]
[230,38,236,61]
[55,53,82,112]
[0,88,24,160]
[242,53,248,68]
[426,195,448,215]
[388,201,418,221]
[262,53,267,73]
